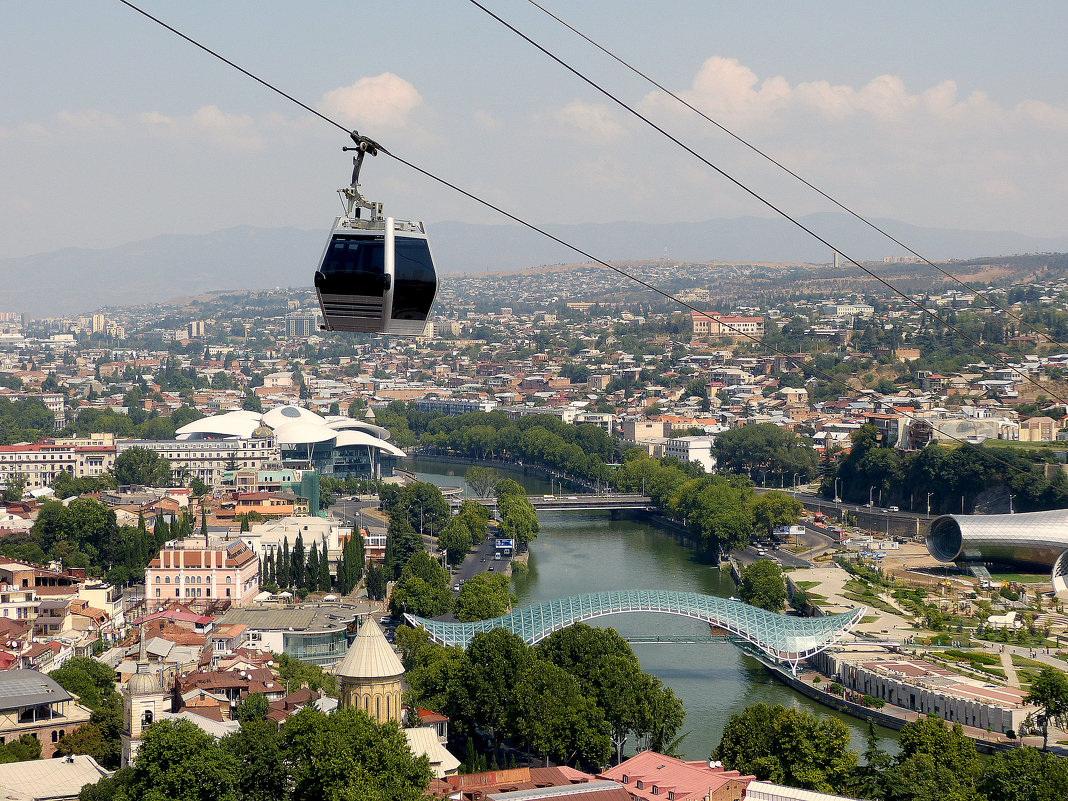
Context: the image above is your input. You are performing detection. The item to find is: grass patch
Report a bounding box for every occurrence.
[945,649,1001,666]
[795,581,820,591]
[986,572,1049,584]
[841,591,903,616]
[860,616,878,624]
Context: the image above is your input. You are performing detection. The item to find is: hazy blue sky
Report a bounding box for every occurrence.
[3,1,1067,259]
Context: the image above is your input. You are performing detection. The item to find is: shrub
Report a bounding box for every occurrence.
[829,682,843,695]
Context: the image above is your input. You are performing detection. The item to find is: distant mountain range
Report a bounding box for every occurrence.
[3,213,1068,317]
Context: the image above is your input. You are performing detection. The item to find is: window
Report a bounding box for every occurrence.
[155,576,160,584]
[51,730,58,743]
[165,577,170,584]
[175,589,180,597]
[143,710,153,726]
[226,576,231,584]
[155,589,160,598]
[636,782,643,790]
[226,589,231,597]
[621,776,628,785]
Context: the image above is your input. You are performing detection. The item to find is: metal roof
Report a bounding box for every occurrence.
[407,590,864,670]
[0,670,73,709]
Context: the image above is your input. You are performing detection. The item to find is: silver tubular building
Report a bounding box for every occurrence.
[926,509,1068,593]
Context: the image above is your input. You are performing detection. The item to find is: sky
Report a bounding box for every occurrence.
[3,0,1068,261]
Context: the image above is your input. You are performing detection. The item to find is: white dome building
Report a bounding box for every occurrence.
[175,405,404,480]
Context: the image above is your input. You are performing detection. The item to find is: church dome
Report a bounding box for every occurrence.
[336,616,403,680]
[127,669,163,696]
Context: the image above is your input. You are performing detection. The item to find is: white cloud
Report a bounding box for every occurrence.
[57,109,119,132]
[319,73,422,129]
[648,55,1068,133]
[136,105,264,150]
[553,100,625,143]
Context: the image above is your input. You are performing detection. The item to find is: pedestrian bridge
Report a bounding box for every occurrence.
[405,590,865,673]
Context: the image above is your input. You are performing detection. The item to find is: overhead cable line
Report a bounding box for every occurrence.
[463,0,1068,410]
[115,0,1068,500]
[524,0,1068,354]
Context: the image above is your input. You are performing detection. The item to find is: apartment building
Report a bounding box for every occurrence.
[691,312,765,339]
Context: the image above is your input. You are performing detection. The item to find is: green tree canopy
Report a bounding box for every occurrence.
[454,573,514,622]
[739,559,787,612]
[114,447,173,487]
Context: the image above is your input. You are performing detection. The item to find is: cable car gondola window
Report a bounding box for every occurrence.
[318,235,388,296]
[391,236,436,321]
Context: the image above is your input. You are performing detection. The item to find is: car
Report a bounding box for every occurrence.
[833,497,841,503]
[567,496,578,500]
[452,584,460,591]
[888,505,899,512]
[488,565,495,571]
[480,556,487,562]
[863,502,873,508]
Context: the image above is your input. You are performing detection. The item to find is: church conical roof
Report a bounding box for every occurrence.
[336,616,404,680]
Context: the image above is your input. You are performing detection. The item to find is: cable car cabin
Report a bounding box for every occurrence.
[315,214,437,335]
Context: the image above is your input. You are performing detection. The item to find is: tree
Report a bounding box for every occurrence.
[114,447,172,487]
[317,537,331,592]
[1025,666,1068,750]
[232,693,269,724]
[118,719,240,801]
[511,660,611,769]
[365,562,387,601]
[454,573,514,622]
[437,517,472,566]
[50,658,119,710]
[219,718,286,801]
[390,551,451,618]
[2,472,27,502]
[713,704,856,793]
[465,466,499,499]
[291,534,305,590]
[306,542,320,592]
[385,516,423,580]
[280,706,432,801]
[749,491,803,538]
[337,532,364,595]
[739,559,787,612]
[713,423,817,484]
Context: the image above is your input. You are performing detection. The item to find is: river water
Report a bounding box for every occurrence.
[404,458,898,760]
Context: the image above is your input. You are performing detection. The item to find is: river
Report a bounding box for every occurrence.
[403,458,899,760]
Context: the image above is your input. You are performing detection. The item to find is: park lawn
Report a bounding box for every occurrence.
[986,571,1049,583]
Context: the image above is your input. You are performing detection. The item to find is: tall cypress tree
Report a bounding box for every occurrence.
[153,514,169,550]
[306,542,320,592]
[280,536,290,588]
[318,536,331,592]
[291,534,305,590]
[200,504,208,539]
[274,544,283,588]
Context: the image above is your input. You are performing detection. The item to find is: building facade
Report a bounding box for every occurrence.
[0,437,115,491]
[117,436,280,487]
[146,539,260,605]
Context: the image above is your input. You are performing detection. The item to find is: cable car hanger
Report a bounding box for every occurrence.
[314,131,439,336]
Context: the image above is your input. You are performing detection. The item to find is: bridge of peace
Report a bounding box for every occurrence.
[406,590,865,675]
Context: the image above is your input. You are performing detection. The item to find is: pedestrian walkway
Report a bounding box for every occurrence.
[999,650,1021,688]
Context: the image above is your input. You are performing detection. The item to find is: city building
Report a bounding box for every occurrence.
[145,539,260,605]
[664,436,716,473]
[116,434,280,488]
[0,437,115,492]
[691,312,765,339]
[215,602,367,666]
[337,616,403,724]
[0,754,111,800]
[416,397,499,415]
[285,312,318,339]
[812,648,1035,735]
[821,303,875,318]
[121,634,170,768]
[175,406,404,480]
[0,669,92,758]
[600,750,754,801]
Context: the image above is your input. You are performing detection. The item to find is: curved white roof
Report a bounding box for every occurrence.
[324,417,392,440]
[175,411,261,440]
[262,405,326,429]
[334,429,406,458]
[273,420,337,445]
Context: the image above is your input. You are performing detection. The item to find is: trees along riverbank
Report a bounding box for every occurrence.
[396,622,684,770]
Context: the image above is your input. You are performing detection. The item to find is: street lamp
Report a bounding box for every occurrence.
[1009,494,1015,515]
[834,477,841,504]
[926,492,934,518]
[869,485,875,507]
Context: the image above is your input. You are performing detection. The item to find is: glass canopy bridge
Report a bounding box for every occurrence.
[406,590,865,674]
